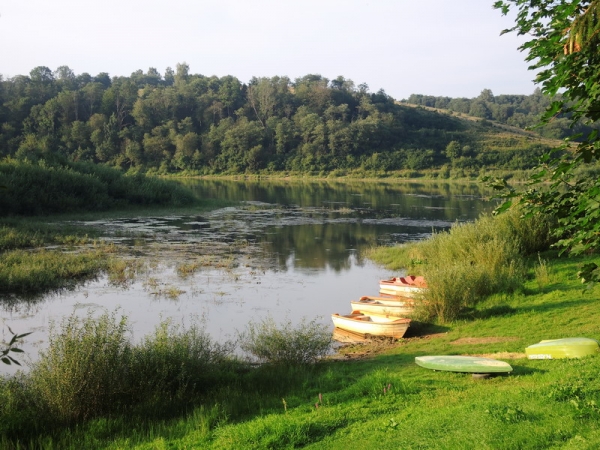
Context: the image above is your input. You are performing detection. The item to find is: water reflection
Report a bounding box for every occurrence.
[182,179,490,224]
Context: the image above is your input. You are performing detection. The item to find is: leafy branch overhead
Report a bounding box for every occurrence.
[493,1,600,281]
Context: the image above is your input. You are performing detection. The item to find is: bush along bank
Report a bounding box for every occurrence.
[368,207,555,322]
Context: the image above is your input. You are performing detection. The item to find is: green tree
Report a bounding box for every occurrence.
[142,126,174,167]
[101,79,137,129]
[81,82,106,119]
[445,140,462,160]
[216,117,265,172]
[493,1,600,281]
[218,75,243,117]
[172,132,201,170]
[247,77,279,127]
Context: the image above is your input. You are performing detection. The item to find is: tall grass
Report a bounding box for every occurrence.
[369,208,554,322]
[0,158,196,216]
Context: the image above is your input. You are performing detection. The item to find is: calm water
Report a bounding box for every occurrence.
[1,179,494,370]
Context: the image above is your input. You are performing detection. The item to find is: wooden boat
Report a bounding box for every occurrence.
[525,337,600,359]
[415,355,513,375]
[379,276,427,295]
[350,296,415,316]
[331,311,411,338]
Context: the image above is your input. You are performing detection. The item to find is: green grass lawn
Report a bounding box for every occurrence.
[9,253,599,450]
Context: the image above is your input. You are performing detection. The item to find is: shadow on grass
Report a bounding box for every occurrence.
[522,282,590,296]
[458,305,517,321]
[516,297,598,315]
[509,365,546,376]
[458,295,599,322]
[404,321,451,338]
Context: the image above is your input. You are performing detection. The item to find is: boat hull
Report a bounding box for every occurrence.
[525,337,600,359]
[331,312,411,338]
[379,276,426,295]
[415,355,513,374]
[350,297,414,316]
[380,287,422,296]
[380,286,422,295]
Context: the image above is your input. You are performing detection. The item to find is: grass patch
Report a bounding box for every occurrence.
[0,248,108,297]
[0,219,97,251]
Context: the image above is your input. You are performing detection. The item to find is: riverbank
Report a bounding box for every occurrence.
[163,166,534,184]
[2,252,599,449]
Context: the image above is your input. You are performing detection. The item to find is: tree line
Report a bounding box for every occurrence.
[405,88,598,140]
[0,64,555,175]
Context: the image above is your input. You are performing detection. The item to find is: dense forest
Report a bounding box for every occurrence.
[0,64,560,176]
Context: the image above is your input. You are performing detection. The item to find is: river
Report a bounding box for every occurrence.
[1,179,494,370]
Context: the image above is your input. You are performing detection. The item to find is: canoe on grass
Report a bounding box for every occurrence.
[331,311,411,338]
[379,276,427,295]
[525,337,600,359]
[415,355,513,374]
[350,296,415,316]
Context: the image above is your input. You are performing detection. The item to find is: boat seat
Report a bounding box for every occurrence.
[413,276,427,287]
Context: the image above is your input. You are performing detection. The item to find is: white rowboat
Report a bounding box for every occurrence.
[350,296,415,316]
[331,311,411,338]
[379,276,427,295]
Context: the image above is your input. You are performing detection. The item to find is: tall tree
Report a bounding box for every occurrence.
[493,0,600,281]
[247,77,278,127]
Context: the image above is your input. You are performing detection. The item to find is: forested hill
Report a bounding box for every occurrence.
[0,65,561,176]
[405,89,598,141]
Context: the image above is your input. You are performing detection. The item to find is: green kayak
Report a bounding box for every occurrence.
[415,355,513,374]
[525,337,599,359]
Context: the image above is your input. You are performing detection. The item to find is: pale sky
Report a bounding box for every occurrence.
[0,0,537,100]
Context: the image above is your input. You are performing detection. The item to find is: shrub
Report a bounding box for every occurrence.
[0,376,34,435]
[29,311,133,423]
[240,317,332,365]
[494,207,555,255]
[129,319,235,405]
[26,312,238,425]
[414,213,525,321]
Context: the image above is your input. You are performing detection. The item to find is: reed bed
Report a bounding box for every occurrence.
[0,159,196,216]
[0,249,107,296]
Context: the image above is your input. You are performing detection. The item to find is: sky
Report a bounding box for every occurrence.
[0,0,538,100]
